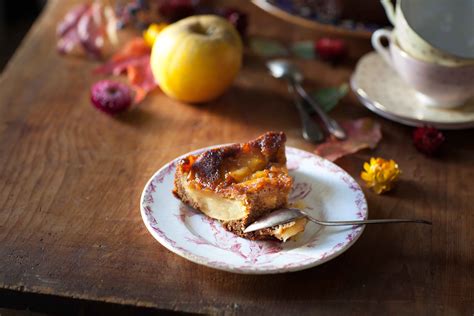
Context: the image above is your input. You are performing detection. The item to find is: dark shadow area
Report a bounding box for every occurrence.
[0,289,195,316]
[0,0,45,72]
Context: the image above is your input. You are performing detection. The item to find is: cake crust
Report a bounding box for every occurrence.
[185,131,287,190]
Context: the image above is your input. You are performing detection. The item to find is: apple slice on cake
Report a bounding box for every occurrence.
[173,132,307,241]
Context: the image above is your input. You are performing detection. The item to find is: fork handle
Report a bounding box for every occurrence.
[288,82,324,143]
[293,82,347,140]
[307,217,432,226]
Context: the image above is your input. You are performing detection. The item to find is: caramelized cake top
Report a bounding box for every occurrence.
[177,132,288,190]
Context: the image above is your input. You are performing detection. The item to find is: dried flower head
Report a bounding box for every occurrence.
[361,157,400,194]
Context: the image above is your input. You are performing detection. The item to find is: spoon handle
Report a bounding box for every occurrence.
[293,82,347,140]
[288,83,324,143]
[306,217,432,226]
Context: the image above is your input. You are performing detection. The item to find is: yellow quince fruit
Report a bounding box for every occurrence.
[150,15,243,103]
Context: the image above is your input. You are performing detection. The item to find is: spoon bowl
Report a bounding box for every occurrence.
[266,59,303,82]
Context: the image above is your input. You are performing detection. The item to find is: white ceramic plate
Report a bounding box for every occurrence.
[351,52,474,130]
[141,146,367,274]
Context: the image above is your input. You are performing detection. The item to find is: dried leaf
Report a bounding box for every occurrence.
[111,38,152,62]
[57,4,89,37]
[57,4,90,55]
[249,37,289,57]
[104,5,119,46]
[315,118,382,161]
[126,57,157,103]
[57,3,118,59]
[94,38,157,103]
[77,3,104,59]
[311,83,348,113]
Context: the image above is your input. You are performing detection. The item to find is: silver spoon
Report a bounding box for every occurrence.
[243,208,432,233]
[267,59,347,140]
[267,61,323,143]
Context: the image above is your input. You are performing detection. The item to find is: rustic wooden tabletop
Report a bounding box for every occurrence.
[0,0,473,314]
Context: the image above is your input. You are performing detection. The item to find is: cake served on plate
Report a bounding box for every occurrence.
[173,131,307,241]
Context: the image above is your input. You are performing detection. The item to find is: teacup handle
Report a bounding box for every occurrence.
[371,29,394,67]
[380,0,396,25]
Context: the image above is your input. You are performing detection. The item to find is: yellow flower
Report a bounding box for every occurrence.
[360,157,400,194]
[143,23,168,47]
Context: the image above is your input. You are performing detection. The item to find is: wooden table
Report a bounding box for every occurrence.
[1,1,473,314]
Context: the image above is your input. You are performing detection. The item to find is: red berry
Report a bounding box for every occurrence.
[90,80,132,115]
[315,38,347,62]
[159,0,195,22]
[412,126,445,156]
[222,8,248,37]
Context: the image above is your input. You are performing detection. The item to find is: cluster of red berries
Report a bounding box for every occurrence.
[315,38,347,62]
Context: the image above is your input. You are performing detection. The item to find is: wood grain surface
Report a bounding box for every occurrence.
[0,1,473,315]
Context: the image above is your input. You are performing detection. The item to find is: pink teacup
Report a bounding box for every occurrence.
[371,29,474,109]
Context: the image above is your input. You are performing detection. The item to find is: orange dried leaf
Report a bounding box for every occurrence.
[94,37,157,103]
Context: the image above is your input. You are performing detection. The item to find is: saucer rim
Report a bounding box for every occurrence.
[351,53,474,130]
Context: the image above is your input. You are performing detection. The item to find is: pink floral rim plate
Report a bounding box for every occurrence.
[140,146,368,274]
